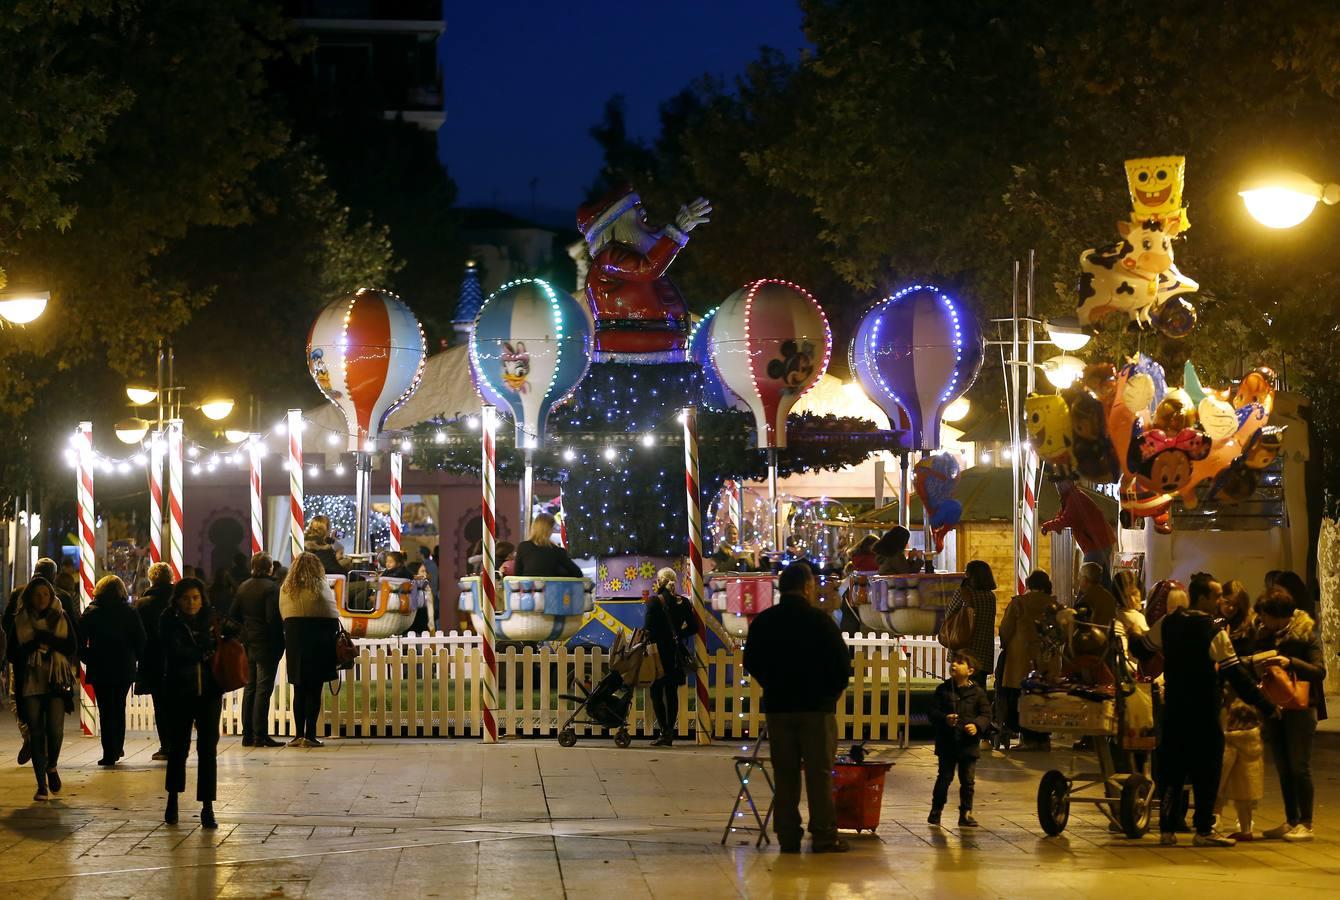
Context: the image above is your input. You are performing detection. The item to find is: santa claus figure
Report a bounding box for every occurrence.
[576,184,711,361]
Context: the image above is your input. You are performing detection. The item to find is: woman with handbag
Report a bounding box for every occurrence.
[1251,589,1327,842]
[10,577,77,801]
[79,575,146,767]
[280,553,340,748]
[643,568,700,746]
[943,560,996,691]
[159,577,238,828]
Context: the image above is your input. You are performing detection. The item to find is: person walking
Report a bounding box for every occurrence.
[927,651,991,827]
[135,562,176,760]
[944,560,997,691]
[79,576,146,767]
[742,561,851,854]
[280,553,340,747]
[233,552,285,748]
[998,570,1061,751]
[1251,589,1327,842]
[643,568,701,746]
[1133,573,1275,847]
[159,577,235,829]
[10,577,77,801]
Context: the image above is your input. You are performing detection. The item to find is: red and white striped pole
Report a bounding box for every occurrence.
[389,450,403,552]
[725,479,742,546]
[288,409,304,562]
[148,430,164,563]
[682,407,715,745]
[249,436,264,555]
[166,419,184,581]
[1016,446,1039,594]
[480,405,499,743]
[75,422,98,735]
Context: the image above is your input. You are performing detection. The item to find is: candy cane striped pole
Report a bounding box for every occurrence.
[479,405,499,743]
[249,436,263,555]
[682,407,715,744]
[288,409,304,562]
[389,450,403,552]
[148,430,164,563]
[166,419,184,581]
[75,422,98,736]
[1017,445,1038,594]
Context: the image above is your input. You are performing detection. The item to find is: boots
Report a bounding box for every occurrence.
[201,802,217,830]
[958,809,979,827]
[927,807,942,826]
[164,792,179,825]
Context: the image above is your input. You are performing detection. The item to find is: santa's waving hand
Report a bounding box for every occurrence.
[675,198,713,234]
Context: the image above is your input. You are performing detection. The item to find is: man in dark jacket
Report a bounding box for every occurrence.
[927,651,991,827]
[1134,572,1275,847]
[233,552,285,747]
[135,562,176,760]
[79,576,146,765]
[742,561,851,853]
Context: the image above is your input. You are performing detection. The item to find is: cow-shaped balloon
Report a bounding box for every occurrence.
[1076,216,1198,331]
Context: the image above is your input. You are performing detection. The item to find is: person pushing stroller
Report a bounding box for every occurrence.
[927,651,991,827]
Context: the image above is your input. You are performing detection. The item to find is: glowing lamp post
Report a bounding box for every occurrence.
[1240,172,1340,229]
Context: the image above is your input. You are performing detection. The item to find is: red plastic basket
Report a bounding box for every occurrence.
[832,761,893,832]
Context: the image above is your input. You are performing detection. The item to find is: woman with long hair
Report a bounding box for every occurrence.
[280,552,339,747]
[11,577,77,801]
[643,568,701,746]
[79,575,146,766]
[1219,580,1256,650]
[944,561,997,690]
[513,513,582,578]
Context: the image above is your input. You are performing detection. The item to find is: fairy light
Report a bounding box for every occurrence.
[327,433,340,447]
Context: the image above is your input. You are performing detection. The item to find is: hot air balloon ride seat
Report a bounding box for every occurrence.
[842,572,964,635]
[705,572,779,640]
[328,572,432,639]
[458,575,595,644]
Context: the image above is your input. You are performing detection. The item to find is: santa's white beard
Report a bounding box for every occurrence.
[594,210,661,255]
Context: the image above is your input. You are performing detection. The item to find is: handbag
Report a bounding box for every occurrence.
[210,623,249,693]
[937,597,975,651]
[1259,664,1310,711]
[335,624,358,670]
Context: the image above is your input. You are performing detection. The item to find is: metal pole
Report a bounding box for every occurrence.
[353,450,372,558]
[1024,250,1041,575]
[899,452,911,530]
[1010,261,1024,594]
[521,448,535,538]
[767,447,781,554]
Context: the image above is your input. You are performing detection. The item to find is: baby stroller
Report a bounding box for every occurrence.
[556,630,647,748]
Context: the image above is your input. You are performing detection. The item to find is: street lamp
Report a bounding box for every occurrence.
[0,288,49,325]
[199,398,235,421]
[1239,171,1340,229]
[1044,317,1091,352]
[125,386,158,406]
[115,417,151,445]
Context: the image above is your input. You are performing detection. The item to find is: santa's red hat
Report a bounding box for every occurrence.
[577,183,640,241]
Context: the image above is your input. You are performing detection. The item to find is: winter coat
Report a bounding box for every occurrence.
[159,605,235,699]
[233,575,283,659]
[1250,609,1328,720]
[10,602,78,703]
[513,541,583,578]
[743,593,850,714]
[1075,583,1118,628]
[644,587,700,686]
[945,586,997,675]
[281,581,339,686]
[928,678,992,759]
[135,583,174,690]
[79,596,146,686]
[999,590,1062,689]
[304,533,347,577]
[1219,726,1265,802]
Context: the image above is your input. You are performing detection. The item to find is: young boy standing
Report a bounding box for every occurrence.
[928,651,992,827]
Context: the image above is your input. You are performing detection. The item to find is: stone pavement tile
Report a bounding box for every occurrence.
[558,857,653,898]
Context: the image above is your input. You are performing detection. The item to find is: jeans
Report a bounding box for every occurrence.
[767,711,838,846]
[932,754,977,811]
[93,680,131,761]
[291,682,324,740]
[1157,715,1223,835]
[22,694,65,788]
[649,676,679,739]
[1264,708,1317,825]
[241,650,280,741]
[166,692,222,802]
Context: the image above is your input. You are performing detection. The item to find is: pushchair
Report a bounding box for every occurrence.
[556,630,648,748]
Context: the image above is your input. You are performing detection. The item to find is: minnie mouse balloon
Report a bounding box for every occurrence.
[850,285,985,451]
[308,288,426,451]
[708,279,832,448]
[469,278,594,446]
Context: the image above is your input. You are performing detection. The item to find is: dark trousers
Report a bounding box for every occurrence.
[932,754,977,811]
[291,682,324,740]
[767,711,838,846]
[22,695,65,788]
[93,680,131,761]
[151,688,172,753]
[166,692,222,802]
[649,676,679,739]
[1264,708,1317,825]
[241,650,280,741]
[1157,717,1222,835]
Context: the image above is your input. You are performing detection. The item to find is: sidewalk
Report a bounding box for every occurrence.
[0,722,1335,899]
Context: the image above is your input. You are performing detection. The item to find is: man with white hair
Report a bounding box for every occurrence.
[1074,561,1117,628]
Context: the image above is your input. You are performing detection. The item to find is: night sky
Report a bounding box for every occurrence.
[441,1,808,225]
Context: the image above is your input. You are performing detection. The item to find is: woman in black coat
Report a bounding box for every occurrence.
[159,577,235,829]
[644,568,701,746]
[79,575,146,766]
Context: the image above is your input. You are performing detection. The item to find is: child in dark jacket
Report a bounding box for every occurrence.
[928,651,992,827]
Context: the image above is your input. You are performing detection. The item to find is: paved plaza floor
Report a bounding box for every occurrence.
[0,720,1335,899]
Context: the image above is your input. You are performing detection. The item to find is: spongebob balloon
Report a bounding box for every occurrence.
[1125,156,1188,227]
[1025,394,1075,475]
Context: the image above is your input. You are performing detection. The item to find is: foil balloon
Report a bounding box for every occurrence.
[850,284,985,451]
[469,278,594,445]
[913,453,963,551]
[689,306,741,411]
[307,288,426,451]
[708,279,831,448]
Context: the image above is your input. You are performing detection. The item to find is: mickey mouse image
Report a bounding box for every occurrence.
[767,340,815,389]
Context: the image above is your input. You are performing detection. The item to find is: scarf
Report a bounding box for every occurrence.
[13,604,76,698]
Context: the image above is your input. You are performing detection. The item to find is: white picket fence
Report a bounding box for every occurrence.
[123,631,932,745]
